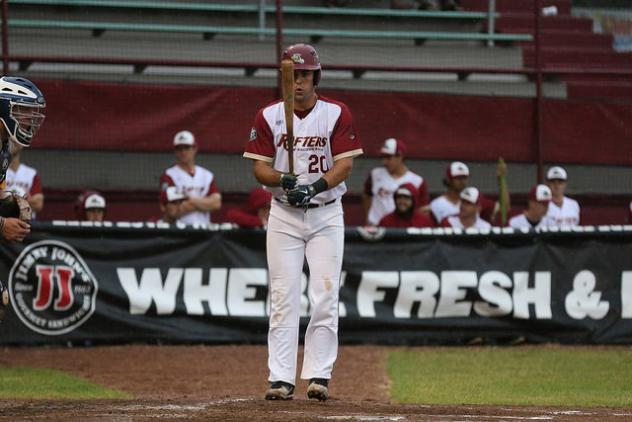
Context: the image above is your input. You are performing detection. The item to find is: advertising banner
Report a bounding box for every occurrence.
[2,222,632,345]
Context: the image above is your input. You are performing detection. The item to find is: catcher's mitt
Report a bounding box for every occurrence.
[0,190,31,223]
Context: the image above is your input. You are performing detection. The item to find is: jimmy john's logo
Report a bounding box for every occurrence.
[9,240,98,336]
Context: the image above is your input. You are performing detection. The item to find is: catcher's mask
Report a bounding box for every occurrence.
[0,76,46,148]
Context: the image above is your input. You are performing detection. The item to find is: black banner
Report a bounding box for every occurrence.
[2,222,632,345]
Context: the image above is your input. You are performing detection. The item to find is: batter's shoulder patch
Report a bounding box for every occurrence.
[249,127,257,141]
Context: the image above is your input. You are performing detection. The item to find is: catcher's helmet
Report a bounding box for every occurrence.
[0,76,46,148]
[282,44,322,85]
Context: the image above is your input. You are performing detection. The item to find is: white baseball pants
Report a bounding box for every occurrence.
[266,199,344,385]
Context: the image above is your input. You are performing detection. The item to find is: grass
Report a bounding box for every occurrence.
[0,367,131,399]
[388,347,632,407]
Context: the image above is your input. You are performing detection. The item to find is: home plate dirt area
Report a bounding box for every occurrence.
[0,345,629,421]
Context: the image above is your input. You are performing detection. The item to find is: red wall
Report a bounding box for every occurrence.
[35,80,632,165]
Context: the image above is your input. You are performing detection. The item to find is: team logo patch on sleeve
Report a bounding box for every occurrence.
[249,127,257,141]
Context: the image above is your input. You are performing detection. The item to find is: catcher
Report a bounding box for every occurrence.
[0,76,46,323]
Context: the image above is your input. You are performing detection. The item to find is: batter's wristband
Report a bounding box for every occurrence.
[310,177,329,195]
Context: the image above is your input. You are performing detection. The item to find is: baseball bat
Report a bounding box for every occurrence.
[497,157,508,226]
[281,59,295,175]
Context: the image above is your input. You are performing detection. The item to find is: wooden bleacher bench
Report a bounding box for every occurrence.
[9,19,532,44]
[9,0,532,44]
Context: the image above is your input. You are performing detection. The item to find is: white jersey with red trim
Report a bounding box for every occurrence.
[6,163,41,197]
[160,164,218,225]
[364,168,428,226]
[430,195,459,224]
[509,213,550,229]
[243,96,363,205]
[546,196,580,226]
[444,215,491,229]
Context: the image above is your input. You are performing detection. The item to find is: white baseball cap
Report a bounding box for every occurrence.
[529,184,552,203]
[84,193,106,209]
[379,138,407,156]
[460,187,480,205]
[165,186,187,202]
[173,130,195,147]
[546,166,567,181]
[446,161,469,178]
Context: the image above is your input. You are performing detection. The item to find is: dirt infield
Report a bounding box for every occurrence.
[0,345,629,421]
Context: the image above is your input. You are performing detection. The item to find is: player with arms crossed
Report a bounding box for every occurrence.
[0,76,46,323]
[244,44,362,402]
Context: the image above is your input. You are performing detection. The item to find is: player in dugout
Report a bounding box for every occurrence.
[544,166,580,226]
[225,187,272,229]
[430,160,509,225]
[363,138,430,226]
[440,187,492,229]
[508,184,552,229]
[378,183,433,228]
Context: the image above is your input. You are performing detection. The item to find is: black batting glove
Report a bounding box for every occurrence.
[287,185,316,207]
[279,173,298,191]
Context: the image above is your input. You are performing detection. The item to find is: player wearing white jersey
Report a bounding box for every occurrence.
[244,44,362,402]
[441,187,491,229]
[545,166,580,226]
[363,138,429,226]
[509,184,552,229]
[159,130,221,226]
[6,150,43,216]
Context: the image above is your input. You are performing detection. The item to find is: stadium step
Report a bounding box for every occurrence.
[518,30,613,49]
[522,47,632,67]
[461,0,572,15]
[566,81,632,100]
[492,14,593,32]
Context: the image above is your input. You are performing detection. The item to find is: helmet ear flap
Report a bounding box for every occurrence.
[314,70,321,86]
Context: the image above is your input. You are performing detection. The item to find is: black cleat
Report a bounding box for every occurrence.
[265,381,294,400]
[307,378,329,401]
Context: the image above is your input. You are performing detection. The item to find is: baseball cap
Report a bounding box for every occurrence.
[546,166,567,181]
[529,184,552,203]
[395,186,414,198]
[84,193,106,209]
[460,187,480,205]
[165,186,186,202]
[446,161,469,179]
[380,138,407,156]
[173,130,195,147]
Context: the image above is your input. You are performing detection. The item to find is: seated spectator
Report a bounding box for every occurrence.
[6,149,44,218]
[161,186,187,224]
[226,187,272,229]
[378,183,433,228]
[75,190,106,222]
[508,185,552,229]
[364,138,429,226]
[545,166,580,226]
[441,187,491,229]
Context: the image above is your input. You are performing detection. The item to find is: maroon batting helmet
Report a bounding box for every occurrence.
[282,43,322,85]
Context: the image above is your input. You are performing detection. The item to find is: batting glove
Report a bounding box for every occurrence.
[287,185,316,207]
[279,173,298,191]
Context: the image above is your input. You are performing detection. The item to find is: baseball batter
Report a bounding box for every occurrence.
[243,44,362,401]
